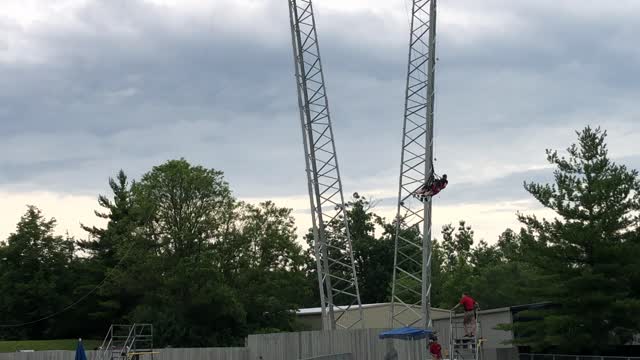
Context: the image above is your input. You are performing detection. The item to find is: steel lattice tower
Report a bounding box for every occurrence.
[287,0,363,330]
[390,0,438,329]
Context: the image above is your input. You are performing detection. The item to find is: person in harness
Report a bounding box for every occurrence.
[415,174,448,199]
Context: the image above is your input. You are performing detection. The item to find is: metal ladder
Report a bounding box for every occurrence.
[97,324,154,360]
[449,311,483,360]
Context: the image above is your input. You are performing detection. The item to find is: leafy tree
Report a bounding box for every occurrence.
[77,170,141,334]
[134,159,235,260]
[131,253,245,347]
[303,193,393,306]
[470,240,501,274]
[0,206,75,339]
[470,229,541,309]
[429,239,447,308]
[441,221,474,271]
[435,221,476,308]
[514,127,640,353]
[81,170,137,266]
[348,194,394,304]
[301,193,397,306]
[220,201,311,334]
[378,213,423,305]
[125,159,244,345]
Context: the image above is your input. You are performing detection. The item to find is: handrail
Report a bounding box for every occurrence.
[97,323,153,360]
[122,324,137,354]
[123,323,154,355]
[449,310,454,360]
[97,325,113,360]
[98,325,113,351]
[97,339,111,360]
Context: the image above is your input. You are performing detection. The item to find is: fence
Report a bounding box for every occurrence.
[519,354,640,360]
[0,348,248,360]
[0,329,517,360]
[247,328,427,360]
[0,347,358,360]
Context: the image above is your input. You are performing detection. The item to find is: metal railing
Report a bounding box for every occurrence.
[98,324,134,360]
[449,310,482,360]
[123,323,154,354]
[97,324,154,360]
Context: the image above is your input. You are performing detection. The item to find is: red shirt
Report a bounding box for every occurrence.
[429,343,442,358]
[460,295,475,311]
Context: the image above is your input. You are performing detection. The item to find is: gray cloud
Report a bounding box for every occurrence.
[0,0,638,210]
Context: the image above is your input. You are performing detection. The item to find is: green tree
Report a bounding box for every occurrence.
[441,221,474,271]
[429,239,447,308]
[81,170,137,267]
[78,170,141,335]
[134,159,236,260]
[348,194,394,304]
[131,253,245,347]
[128,159,244,346]
[0,206,75,339]
[469,229,541,309]
[436,221,475,308]
[302,193,395,306]
[303,193,386,306]
[377,213,423,305]
[515,127,640,353]
[220,201,311,334]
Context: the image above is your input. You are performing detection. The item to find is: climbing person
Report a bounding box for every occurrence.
[429,337,443,360]
[416,174,448,199]
[452,292,479,337]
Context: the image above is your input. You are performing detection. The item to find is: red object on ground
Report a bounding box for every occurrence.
[429,342,442,359]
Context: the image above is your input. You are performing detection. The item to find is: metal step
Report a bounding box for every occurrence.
[454,344,476,351]
[454,337,476,343]
[454,337,477,349]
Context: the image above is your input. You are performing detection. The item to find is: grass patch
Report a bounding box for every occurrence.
[0,339,101,353]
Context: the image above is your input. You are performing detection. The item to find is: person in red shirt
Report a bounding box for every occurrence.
[452,292,479,337]
[429,337,443,360]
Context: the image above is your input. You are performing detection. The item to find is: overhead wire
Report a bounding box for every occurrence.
[0,239,137,328]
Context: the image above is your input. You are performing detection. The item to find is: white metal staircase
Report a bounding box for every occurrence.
[97,324,155,360]
[449,312,484,360]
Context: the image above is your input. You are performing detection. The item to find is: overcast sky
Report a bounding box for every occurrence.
[1,0,639,244]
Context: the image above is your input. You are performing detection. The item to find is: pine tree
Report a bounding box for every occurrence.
[515,127,640,353]
[77,170,145,335]
[0,206,75,339]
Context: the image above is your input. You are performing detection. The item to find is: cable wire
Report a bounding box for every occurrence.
[0,240,136,328]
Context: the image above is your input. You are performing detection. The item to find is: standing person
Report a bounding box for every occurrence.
[452,292,479,337]
[429,337,443,360]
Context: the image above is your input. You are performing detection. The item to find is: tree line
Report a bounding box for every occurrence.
[0,127,639,353]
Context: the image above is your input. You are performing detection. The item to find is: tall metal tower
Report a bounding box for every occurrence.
[390,0,438,329]
[287,0,363,330]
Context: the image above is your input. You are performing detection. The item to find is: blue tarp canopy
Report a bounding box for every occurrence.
[75,339,87,360]
[378,327,434,340]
